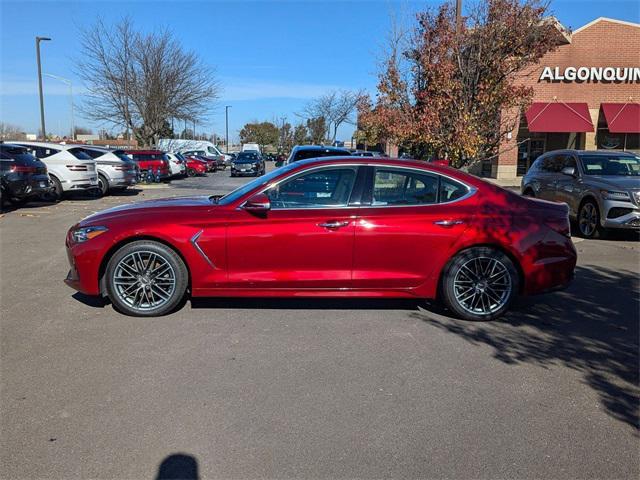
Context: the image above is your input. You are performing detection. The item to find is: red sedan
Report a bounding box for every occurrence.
[182,155,208,176]
[64,158,576,319]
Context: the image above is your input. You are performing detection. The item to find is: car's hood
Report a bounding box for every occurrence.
[81,195,214,224]
[586,176,640,190]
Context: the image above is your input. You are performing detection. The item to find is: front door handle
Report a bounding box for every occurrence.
[318,220,350,229]
[434,219,464,228]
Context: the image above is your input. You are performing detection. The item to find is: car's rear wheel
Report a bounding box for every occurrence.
[578,200,601,238]
[105,241,188,317]
[97,173,109,196]
[441,247,518,321]
[522,188,535,197]
[42,176,63,203]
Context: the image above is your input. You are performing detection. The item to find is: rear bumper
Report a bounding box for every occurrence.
[523,231,577,295]
[3,175,51,199]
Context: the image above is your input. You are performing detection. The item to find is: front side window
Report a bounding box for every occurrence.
[373,169,438,206]
[266,167,357,209]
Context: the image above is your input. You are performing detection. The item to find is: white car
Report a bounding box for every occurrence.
[165,152,187,177]
[9,141,98,200]
[74,146,138,195]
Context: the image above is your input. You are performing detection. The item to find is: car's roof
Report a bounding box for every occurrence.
[541,149,637,157]
[5,141,78,150]
[125,150,164,154]
[293,145,350,152]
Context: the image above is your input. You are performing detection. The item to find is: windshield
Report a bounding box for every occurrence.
[580,154,640,176]
[217,163,297,205]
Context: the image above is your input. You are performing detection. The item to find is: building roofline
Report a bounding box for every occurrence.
[573,17,640,35]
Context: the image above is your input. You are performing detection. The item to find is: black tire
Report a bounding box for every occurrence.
[440,247,519,321]
[97,173,109,196]
[522,188,535,197]
[230,172,236,177]
[187,168,196,177]
[577,200,602,239]
[105,240,188,317]
[42,176,63,203]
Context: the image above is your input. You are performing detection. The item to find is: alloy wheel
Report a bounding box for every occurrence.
[579,203,598,237]
[112,250,176,312]
[453,256,512,316]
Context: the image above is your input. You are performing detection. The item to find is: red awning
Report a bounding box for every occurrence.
[525,102,594,133]
[601,103,640,133]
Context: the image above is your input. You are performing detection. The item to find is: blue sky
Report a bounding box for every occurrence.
[1,0,639,142]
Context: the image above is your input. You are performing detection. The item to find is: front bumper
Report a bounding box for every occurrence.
[232,165,259,175]
[601,199,640,229]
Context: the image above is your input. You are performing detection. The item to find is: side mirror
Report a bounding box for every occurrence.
[243,192,270,213]
[561,166,576,177]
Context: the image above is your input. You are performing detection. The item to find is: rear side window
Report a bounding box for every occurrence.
[79,149,103,159]
[439,177,468,202]
[67,148,93,160]
[25,146,59,158]
[373,169,439,206]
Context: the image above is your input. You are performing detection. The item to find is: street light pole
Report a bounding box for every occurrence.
[45,74,74,140]
[225,105,231,153]
[36,36,51,140]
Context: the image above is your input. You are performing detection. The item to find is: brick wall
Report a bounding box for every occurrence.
[495,18,640,179]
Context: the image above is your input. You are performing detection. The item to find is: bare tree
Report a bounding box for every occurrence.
[301,90,363,143]
[76,17,220,146]
[0,122,26,141]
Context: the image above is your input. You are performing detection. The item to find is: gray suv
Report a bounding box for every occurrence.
[521,150,640,238]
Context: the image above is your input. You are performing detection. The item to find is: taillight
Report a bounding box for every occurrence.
[10,165,37,173]
[66,165,88,171]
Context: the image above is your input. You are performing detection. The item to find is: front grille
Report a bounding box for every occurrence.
[607,207,634,219]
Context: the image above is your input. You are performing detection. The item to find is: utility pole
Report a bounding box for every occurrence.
[45,74,74,140]
[36,36,51,140]
[455,0,462,33]
[225,105,231,153]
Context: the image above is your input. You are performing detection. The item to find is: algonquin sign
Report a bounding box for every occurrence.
[539,66,640,82]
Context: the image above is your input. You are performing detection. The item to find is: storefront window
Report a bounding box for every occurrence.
[517,138,545,176]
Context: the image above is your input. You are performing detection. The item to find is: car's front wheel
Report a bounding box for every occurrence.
[578,200,601,238]
[105,240,188,317]
[441,247,518,321]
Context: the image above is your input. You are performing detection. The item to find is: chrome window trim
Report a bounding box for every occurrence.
[238,163,477,211]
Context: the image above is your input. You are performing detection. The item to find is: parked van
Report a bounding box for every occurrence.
[74,146,138,195]
[9,141,98,201]
[242,143,261,153]
[157,139,230,161]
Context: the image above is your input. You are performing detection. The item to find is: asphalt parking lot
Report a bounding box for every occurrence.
[1,165,638,479]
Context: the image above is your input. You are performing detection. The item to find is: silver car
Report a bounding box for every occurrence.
[75,146,138,196]
[521,150,640,238]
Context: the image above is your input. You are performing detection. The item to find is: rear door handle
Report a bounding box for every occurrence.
[434,219,464,228]
[318,220,350,229]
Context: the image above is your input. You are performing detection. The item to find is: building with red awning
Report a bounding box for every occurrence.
[492,17,640,180]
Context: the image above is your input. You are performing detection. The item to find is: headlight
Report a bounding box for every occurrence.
[72,226,108,243]
[600,190,630,201]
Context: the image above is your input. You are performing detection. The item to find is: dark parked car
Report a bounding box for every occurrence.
[0,143,51,207]
[231,151,265,177]
[286,145,352,164]
[521,149,640,238]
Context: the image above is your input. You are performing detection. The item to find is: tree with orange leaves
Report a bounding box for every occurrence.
[358,0,559,168]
